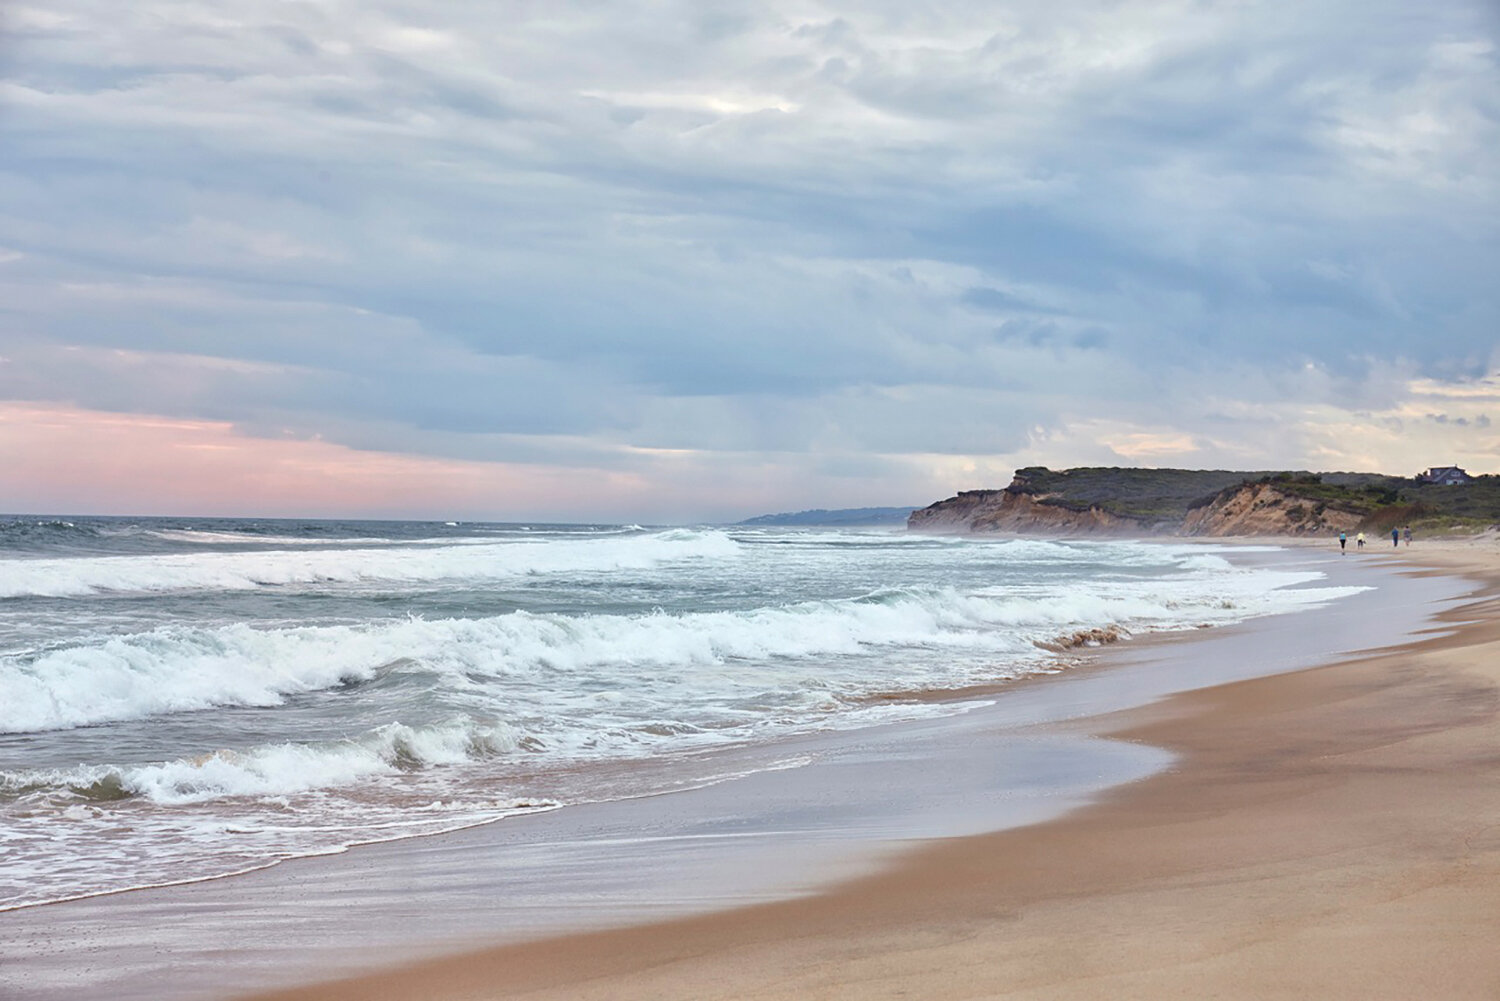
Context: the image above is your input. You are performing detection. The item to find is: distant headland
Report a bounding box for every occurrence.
[736,506,919,527]
[909,466,1500,537]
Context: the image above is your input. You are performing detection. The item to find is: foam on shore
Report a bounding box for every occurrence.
[0,547,1471,1001]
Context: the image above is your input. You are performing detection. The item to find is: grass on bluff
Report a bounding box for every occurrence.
[1011,467,1279,521]
[1012,467,1500,531]
[1255,473,1399,513]
[1302,473,1500,530]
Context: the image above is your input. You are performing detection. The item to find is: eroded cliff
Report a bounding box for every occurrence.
[909,467,1400,537]
[1182,482,1364,536]
[908,475,1159,536]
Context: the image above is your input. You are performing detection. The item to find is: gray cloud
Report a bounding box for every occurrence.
[1,0,1497,514]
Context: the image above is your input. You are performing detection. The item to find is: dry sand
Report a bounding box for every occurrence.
[248,539,1500,1001]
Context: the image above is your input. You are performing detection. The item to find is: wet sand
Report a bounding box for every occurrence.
[240,539,1500,1001]
[2,542,1491,1000]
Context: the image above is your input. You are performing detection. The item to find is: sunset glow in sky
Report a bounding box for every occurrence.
[2,1,1497,521]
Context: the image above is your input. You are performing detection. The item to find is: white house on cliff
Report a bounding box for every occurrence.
[1416,465,1475,485]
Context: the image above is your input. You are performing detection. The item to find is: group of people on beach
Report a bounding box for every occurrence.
[1338,526,1412,553]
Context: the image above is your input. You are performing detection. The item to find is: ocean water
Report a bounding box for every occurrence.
[0,516,1364,911]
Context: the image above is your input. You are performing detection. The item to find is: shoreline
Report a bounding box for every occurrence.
[0,532,1309,921]
[0,540,1487,999]
[240,539,1500,1001]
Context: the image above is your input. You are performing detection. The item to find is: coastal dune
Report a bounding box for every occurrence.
[247,541,1500,1001]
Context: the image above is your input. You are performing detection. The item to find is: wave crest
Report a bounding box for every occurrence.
[0,529,741,598]
[0,569,1361,734]
[2,718,518,805]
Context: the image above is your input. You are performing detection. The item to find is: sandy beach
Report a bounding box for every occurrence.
[3,540,1494,1001]
[226,538,1500,1001]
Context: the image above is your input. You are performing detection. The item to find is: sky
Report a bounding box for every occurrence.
[1,0,1497,522]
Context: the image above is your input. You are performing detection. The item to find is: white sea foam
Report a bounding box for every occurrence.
[0,530,1396,915]
[0,528,740,598]
[0,565,1363,734]
[145,529,403,546]
[2,719,517,805]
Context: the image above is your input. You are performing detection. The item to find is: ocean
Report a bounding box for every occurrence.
[0,516,1365,914]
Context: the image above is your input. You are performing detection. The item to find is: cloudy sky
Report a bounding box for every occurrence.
[2,1,1497,521]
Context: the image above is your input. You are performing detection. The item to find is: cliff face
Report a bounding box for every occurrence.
[911,466,1500,537]
[908,482,1154,536]
[1181,482,1363,537]
[909,469,1371,537]
[906,490,1009,534]
[970,491,1147,534]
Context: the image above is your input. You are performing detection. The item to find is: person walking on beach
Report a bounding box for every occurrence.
[1339,531,1347,554]
[1357,532,1366,549]
[1404,525,1413,546]
[1392,527,1400,547]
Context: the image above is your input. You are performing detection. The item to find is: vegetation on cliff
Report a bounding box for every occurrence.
[1007,467,1273,522]
[911,467,1500,536]
[1202,472,1500,533]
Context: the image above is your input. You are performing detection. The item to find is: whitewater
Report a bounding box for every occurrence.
[0,516,1364,910]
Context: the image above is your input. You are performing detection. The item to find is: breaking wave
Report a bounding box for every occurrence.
[0,569,1363,734]
[0,528,740,598]
[143,529,403,547]
[2,718,518,806]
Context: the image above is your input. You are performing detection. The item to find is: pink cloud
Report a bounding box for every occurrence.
[0,402,633,519]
